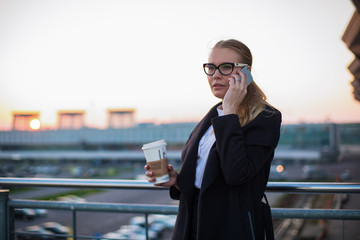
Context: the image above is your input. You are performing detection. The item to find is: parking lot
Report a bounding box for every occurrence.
[13,188,177,239]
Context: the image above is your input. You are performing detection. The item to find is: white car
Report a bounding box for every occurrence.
[129,216,152,228]
[118,224,157,239]
[40,222,70,235]
[57,195,86,203]
[102,232,128,240]
[33,209,48,217]
[150,214,176,230]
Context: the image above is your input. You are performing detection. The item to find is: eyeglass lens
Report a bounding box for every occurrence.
[204,63,234,76]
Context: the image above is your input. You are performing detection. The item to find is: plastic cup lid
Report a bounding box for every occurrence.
[142,139,167,150]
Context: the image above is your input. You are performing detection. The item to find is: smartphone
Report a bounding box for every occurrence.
[241,66,253,86]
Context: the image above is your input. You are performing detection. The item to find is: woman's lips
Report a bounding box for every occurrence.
[212,83,226,90]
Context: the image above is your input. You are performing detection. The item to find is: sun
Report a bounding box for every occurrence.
[30,119,41,130]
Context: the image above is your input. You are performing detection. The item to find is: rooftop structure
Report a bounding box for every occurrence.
[12,112,40,131]
[342,0,360,102]
[108,108,136,129]
[57,111,85,130]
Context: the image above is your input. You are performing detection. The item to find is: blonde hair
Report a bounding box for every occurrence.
[213,39,268,126]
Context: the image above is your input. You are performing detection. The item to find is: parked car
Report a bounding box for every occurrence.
[129,214,175,237]
[150,214,176,230]
[39,222,70,239]
[16,225,54,240]
[130,216,153,228]
[56,195,86,203]
[149,222,167,237]
[14,208,37,220]
[33,208,48,217]
[102,232,128,240]
[118,224,158,239]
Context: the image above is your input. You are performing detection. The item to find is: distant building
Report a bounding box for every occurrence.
[57,111,85,130]
[12,112,40,131]
[0,121,359,166]
[342,0,360,102]
[107,108,136,129]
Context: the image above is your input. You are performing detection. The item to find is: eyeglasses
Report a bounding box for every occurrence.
[203,62,248,76]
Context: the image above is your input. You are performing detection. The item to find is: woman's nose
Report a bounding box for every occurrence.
[212,68,222,78]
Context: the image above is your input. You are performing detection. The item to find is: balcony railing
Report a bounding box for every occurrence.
[1,178,360,240]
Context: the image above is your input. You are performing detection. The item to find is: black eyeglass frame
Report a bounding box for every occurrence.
[203,62,248,76]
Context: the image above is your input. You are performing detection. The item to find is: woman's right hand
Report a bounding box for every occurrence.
[223,69,248,115]
[144,164,178,188]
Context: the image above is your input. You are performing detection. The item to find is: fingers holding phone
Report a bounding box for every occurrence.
[228,70,243,86]
[223,67,252,115]
[228,66,252,87]
[240,66,253,86]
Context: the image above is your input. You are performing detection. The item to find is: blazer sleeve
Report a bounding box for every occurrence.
[169,186,181,200]
[211,107,281,186]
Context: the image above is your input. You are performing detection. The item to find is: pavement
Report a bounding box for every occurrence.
[323,194,360,240]
[322,151,360,240]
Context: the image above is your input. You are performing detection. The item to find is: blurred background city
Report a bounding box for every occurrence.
[0,0,360,239]
[0,109,359,239]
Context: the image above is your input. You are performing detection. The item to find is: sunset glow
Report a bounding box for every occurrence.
[0,1,358,131]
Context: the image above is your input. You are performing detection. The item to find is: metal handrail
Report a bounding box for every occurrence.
[1,178,360,240]
[0,177,360,193]
[7,199,360,220]
[0,177,157,189]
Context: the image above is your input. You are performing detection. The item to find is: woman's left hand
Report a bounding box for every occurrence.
[145,164,178,188]
[222,69,248,115]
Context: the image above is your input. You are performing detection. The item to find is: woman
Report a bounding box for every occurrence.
[145,39,281,240]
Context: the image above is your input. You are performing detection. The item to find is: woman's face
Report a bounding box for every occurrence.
[207,47,241,99]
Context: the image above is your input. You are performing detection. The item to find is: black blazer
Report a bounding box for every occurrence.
[170,102,282,240]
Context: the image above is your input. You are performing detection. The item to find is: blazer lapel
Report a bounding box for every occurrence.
[201,144,220,191]
[199,103,224,191]
[177,103,221,199]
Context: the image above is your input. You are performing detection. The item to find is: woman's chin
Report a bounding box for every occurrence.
[212,91,226,100]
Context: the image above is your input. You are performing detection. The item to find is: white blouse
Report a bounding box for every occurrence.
[194,108,223,188]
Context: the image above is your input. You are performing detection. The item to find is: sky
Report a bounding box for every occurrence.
[0,0,359,130]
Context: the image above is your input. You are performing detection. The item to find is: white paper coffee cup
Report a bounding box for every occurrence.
[142,139,169,183]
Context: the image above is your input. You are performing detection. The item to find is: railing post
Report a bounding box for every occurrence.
[0,189,9,240]
[72,208,77,240]
[145,213,149,240]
